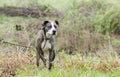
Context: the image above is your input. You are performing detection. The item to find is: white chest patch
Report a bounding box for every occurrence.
[41,40,51,50]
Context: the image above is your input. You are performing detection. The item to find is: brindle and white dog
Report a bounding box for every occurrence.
[35,20,59,70]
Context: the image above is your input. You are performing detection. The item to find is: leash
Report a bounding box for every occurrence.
[43,39,47,49]
[0,39,35,51]
[41,29,48,49]
[0,29,49,50]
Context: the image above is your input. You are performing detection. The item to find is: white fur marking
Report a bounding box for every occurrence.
[41,40,51,50]
[47,21,56,35]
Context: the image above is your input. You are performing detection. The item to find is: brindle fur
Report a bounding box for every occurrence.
[35,20,58,70]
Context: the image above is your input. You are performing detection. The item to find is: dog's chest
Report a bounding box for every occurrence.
[41,40,51,50]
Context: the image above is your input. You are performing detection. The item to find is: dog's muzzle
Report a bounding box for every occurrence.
[52,30,56,35]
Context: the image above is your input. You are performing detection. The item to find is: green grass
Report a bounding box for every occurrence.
[17,67,120,77]
[14,54,120,77]
[0,51,120,77]
[0,0,120,77]
[0,0,75,11]
[0,46,120,77]
[5,51,119,77]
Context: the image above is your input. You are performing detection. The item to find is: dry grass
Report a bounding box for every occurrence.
[0,49,119,76]
[0,0,120,77]
[0,51,35,77]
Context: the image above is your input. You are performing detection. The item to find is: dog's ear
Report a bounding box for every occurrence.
[42,21,49,26]
[55,20,59,25]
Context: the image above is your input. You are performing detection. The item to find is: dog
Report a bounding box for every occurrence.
[35,20,59,70]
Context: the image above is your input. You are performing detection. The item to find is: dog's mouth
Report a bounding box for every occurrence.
[46,30,57,36]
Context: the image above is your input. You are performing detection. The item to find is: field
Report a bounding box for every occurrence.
[0,0,120,77]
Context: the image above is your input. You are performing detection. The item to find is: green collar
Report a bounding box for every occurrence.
[42,29,46,39]
[41,29,51,40]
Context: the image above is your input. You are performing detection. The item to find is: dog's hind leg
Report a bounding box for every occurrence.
[36,46,46,67]
[48,49,55,70]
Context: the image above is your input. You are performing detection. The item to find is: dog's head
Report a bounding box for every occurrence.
[42,20,59,36]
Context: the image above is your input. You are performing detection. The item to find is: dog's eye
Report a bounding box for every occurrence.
[48,25,52,28]
[54,25,57,28]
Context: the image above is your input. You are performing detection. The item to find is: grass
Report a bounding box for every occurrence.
[0,51,120,77]
[17,68,120,77]
[0,0,74,11]
[0,0,120,77]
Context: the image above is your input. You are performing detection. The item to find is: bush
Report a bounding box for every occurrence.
[57,0,120,53]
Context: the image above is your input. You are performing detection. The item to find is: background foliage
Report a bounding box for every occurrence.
[0,0,120,77]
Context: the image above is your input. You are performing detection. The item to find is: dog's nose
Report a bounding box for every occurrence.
[52,30,56,35]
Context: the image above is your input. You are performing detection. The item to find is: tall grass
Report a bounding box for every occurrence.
[0,51,120,77]
[0,0,119,52]
[0,0,120,76]
[55,0,120,53]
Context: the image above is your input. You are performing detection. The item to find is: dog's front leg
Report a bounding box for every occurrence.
[48,49,55,70]
[36,46,46,67]
[36,46,40,67]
